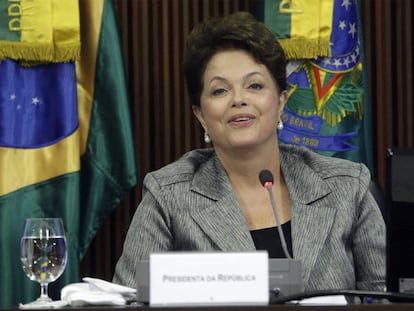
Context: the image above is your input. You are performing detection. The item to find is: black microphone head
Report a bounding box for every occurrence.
[259,169,274,187]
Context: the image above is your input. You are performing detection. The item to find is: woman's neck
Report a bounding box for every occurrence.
[215,143,282,188]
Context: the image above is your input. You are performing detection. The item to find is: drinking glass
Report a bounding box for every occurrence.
[20,218,68,305]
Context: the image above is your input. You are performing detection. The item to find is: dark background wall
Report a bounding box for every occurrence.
[80,0,414,281]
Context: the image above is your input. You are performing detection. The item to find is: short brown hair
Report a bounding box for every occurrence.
[183,11,287,106]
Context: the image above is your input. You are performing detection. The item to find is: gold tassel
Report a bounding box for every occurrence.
[0,42,80,64]
[280,38,332,60]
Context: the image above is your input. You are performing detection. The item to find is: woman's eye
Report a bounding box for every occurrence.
[249,83,263,90]
[212,88,227,96]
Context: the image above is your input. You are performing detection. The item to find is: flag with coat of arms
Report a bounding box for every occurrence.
[255,0,373,172]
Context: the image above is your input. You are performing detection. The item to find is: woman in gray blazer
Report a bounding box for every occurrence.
[113,12,385,293]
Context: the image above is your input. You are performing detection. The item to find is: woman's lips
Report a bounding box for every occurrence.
[228,114,256,126]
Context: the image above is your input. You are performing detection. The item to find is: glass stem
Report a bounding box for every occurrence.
[40,283,49,300]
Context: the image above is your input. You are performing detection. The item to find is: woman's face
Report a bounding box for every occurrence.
[193,49,287,153]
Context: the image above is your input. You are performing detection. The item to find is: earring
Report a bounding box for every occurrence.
[277,120,284,131]
[204,132,211,143]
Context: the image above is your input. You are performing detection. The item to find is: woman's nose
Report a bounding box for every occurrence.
[232,90,247,107]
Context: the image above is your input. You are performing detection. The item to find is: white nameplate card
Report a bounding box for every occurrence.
[149,252,269,306]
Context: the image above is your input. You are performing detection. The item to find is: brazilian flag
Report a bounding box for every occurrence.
[256,0,373,172]
[0,0,137,307]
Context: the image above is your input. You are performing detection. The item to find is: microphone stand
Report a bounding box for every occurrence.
[263,183,292,259]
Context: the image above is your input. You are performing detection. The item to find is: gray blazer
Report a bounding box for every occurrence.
[113,144,385,292]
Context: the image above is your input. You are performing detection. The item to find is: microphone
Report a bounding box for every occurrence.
[259,169,292,259]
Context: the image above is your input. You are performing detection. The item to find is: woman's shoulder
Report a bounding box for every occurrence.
[145,148,215,186]
[279,144,370,180]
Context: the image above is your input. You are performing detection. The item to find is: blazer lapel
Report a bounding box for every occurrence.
[280,147,336,284]
[190,152,256,252]
[291,201,336,285]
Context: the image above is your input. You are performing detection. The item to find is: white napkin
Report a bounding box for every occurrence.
[60,277,136,307]
[19,300,68,309]
[296,295,348,305]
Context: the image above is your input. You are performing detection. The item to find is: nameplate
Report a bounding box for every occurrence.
[149,252,269,306]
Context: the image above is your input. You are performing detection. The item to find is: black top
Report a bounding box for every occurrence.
[250,221,293,258]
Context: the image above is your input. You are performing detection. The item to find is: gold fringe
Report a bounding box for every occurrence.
[279,38,332,60]
[0,41,80,64]
[298,107,351,128]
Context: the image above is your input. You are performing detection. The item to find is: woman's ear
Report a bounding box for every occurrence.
[192,105,206,129]
[278,90,288,116]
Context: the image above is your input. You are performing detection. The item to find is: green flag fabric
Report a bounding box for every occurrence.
[0,0,137,307]
[256,0,373,172]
